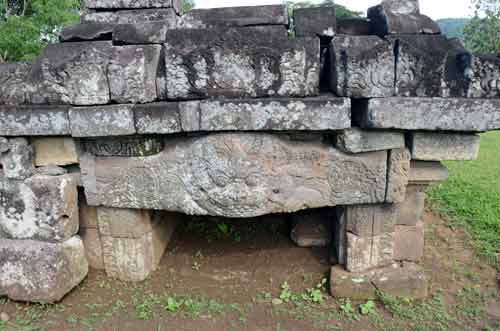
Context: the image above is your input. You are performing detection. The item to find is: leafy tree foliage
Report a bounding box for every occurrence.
[181,0,195,14]
[464,0,500,52]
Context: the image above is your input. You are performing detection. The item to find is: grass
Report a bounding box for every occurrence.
[427,131,500,267]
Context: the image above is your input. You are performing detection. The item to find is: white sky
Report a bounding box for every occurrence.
[195,0,474,20]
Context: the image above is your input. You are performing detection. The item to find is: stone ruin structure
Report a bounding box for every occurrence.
[0,0,499,303]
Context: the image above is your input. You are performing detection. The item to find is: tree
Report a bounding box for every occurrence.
[181,0,195,14]
[464,0,500,52]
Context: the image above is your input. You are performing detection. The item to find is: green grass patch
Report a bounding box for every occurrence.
[427,131,500,267]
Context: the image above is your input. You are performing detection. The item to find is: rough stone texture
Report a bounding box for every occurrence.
[32,137,79,166]
[59,23,114,42]
[82,9,177,25]
[97,208,155,238]
[341,204,397,238]
[368,0,440,37]
[79,192,98,229]
[330,35,394,97]
[394,220,424,262]
[113,21,174,44]
[69,104,136,137]
[178,5,289,29]
[84,0,181,11]
[35,165,68,176]
[336,128,405,154]
[410,132,481,161]
[81,133,388,217]
[164,27,319,100]
[108,45,161,103]
[345,232,394,272]
[31,41,113,105]
[0,105,71,136]
[0,175,78,242]
[397,184,426,226]
[290,209,332,247]
[337,18,371,35]
[409,161,449,185]
[82,136,164,157]
[357,97,500,132]
[134,102,183,134]
[0,62,37,105]
[0,237,88,303]
[0,138,35,179]
[80,227,104,270]
[294,7,336,38]
[330,262,428,300]
[386,148,411,203]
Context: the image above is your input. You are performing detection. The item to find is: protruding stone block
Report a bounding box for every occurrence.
[82,136,164,157]
[340,204,397,238]
[394,220,424,262]
[386,148,411,203]
[337,18,371,35]
[409,161,449,185]
[0,105,71,136]
[290,209,332,247]
[336,128,405,153]
[294,7,336,38]
[397,184,426,226]
[59,23,114,42]
[357,98,500,132]
[113,21,173,44]
[0,237,88,303]
[32,137,79,166]
[330,35,394,97]
[108,45,162,103]
[84,0,181,11]
[410,132,480,161]
[0,138,35,179]
[164,27,319,100]
[80,227,104,269]
[345,232,394,272]
[82,8,177,24]
[69,104,136,137]
[0,175,78,242]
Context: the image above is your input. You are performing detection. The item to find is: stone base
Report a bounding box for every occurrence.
[330,262,428,300]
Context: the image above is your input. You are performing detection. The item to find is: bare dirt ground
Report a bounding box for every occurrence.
[1,209,499,331]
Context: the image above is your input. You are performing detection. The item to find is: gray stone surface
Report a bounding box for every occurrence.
[178,5,288,29]
[394,220,424,262]
[368,0,440,36]
[290,209,332,247]
[32,137,79,166]
[336,128,405,153]
[0,175,78,242]
[346,231,394,272]
[59,23,114,42]
[82,136,164,157]
[108,45,161,103]
[84,0,180,11]
[113,21,173,44]
[80,227,104,270]
[0,105,70,136]
[340,204,397,238]
[357,97,500,132]
[294,7,336,37]
[0,62,37,105]
[69,105,136,137]
[397,184,426,226]
[97,208,155,238]
[81,133,388,217]
[410,132,480,161]
[330,35,394,97]
[386,148,411,203]
[0,138,35,179]
[82,8,177,24]
[164,27,319,99]
[409,161,449,185]
[336,18,371,35]
[0,237,88,302]
[134,102,183,134]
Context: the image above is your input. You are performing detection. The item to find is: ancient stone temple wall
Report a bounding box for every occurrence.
[1,0,500,302]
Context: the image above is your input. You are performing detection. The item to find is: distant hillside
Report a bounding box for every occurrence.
[437,18,470,39]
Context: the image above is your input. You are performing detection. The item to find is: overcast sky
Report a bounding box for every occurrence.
[195,0,473,19]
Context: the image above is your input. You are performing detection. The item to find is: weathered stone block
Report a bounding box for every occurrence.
[357,97,500,132]
[337,18,371,35]
[178,5,288,29]
[59,23,114,42]
[0,175,78,242]
[80,227,104,269]
[97,208,155,238]
[0,105,71,136]
[0,138,35,179]
[330,262,428,300]
[81,133,388,217]
[82,136,164,157]
[164,27,319,99]
[368,0,440,36]
[340,204,397,238]
[32,137,79,166]
[134,102,183,134]
[410,132,480,161]
[329,35,394,97]
[394,220,424,262]
[108,45,161,103]
[409,161,449,185]
[294,7,336,38]
[0,237,88,303]
[290,209,332,247]
[0,62,37,105]
[82,8,177,24]
[346,232,394,272]
[69,104,136,137]
[84,0,180,11]
[113,21,173,44]
[336,128,405,154]
[386,148,411,203]
[397,184,426,226]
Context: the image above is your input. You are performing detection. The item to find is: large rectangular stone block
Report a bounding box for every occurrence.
[82,8,177,24]
[0,237,88,303]
[80,227,104,270]
[113,21,174,44]
[81,133,388,217]
[0,175,78,242]
[357,98,500,132]
[0,105,70,136]
[410,132,480,161]
[59,23,114,42]
[82,136,164,157]
[32,137,79,166]
[0,62,37,105]
[134,102,186,134]
[336,128,405,154]
[346,232,394,272]
[164,27,320,100]
[394,221,424,262]
[340,204,397,238]
[329,35,394,97]
[386,148,411,203]
[84,0,180,11]
[69,104,136,137]
[293,7,336,38]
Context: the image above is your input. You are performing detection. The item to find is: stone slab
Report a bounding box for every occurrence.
[329,35,394,97]
[69,104,136,137]
[0,105,70,136]
[82,8,177,24]
[337,18,371,35]
[59,23,114,42]
[0,237,88,303]
[84,0,180,11]
[394,220,424,262]
[164,27,319,100]
[340,204,397,238]
[290,209,332,247]
[294,7,336,38]
[397,184,426,226]
[97,208,155,238]
[81,133,388,217]
[113,21,173,44]
[409,161,449,185]
[336,128,405,154]
[0,175,78,243]
[357,97,500,132]
[134,102,183,134]
[80,227,104,269]
[32,137,79,166]
[345,231,394,273]
[386,148,411,203]
[410,132,480,161]
[0,138,35,179]
[82,136,164,157]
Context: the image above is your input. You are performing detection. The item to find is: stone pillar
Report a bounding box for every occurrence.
[78,191,105,270]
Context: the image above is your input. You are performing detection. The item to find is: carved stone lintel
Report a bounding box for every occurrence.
[83,136,164,157]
